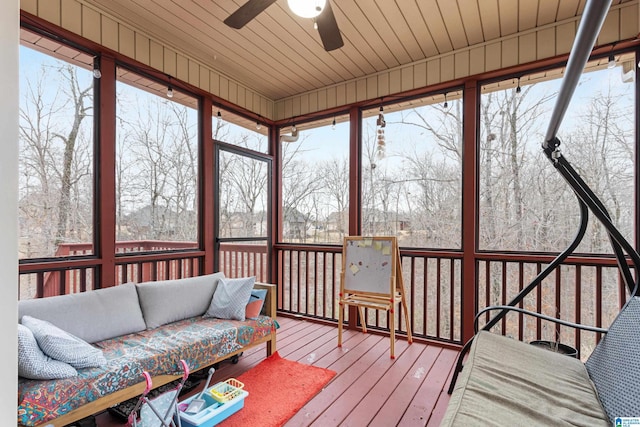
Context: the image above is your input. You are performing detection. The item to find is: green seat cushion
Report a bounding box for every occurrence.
[442,331,609,426]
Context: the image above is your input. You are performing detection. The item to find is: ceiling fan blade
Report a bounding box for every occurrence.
[224,0,278,29]
[316,1,344,51]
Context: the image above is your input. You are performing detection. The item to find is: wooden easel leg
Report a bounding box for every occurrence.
[358,306,367,333]
[401,294,413,344]
[390,306,395,359]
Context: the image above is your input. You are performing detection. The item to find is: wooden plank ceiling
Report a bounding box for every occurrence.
[72,0,627,102]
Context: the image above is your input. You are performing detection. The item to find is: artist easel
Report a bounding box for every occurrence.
[337,236,412,358]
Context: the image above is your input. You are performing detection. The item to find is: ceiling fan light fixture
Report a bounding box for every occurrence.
[287,0,326,18]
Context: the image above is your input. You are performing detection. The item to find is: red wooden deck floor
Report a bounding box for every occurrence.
[94,316,458,427]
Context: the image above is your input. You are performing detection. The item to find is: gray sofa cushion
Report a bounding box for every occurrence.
[136,272,225,329]
[18,282,146,343]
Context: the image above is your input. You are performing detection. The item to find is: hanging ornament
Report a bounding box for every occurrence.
[376,127,385,159]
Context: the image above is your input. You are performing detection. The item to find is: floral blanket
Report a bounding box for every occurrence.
[17,315,275,426]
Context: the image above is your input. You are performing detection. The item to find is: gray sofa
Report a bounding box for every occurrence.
[17,273,277,427]
[442,297,640,426]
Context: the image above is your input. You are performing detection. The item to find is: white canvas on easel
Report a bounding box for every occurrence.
[337,236,412,358]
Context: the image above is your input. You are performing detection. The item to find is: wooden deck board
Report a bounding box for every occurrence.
[345,341,428,426]
[428,362,459,426]
[288,335,390,426]
[370,345,443,427]
[398,348,459,426]
[309,339,413,426]
[93,315,458,427]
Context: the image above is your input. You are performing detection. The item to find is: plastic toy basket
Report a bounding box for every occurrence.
[209,379,244,403]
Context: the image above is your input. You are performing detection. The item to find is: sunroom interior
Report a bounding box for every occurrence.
[5,0,640,425]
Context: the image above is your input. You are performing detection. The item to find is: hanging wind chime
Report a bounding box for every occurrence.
[376,106,386,159]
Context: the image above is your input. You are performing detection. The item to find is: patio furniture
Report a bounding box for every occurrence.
[17,273,276,427]
[444,1,640,424]
[441,297,640,425]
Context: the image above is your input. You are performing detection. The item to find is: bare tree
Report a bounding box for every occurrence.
[398,100,463,163]
[281,138,324,242]
[319,157,349,233]
[19,63,93,256]
[479,85,555,250]
[362,103,463,248]
[560,79,634,252]
[229,153,268,236]
[53,66,93,245]
[116,91,198,242]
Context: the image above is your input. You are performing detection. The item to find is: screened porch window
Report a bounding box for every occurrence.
[361,93,463,249]
[280,115,350,244]
[115,67,200,252]
[478,54,636,253]
[19,30,95,260]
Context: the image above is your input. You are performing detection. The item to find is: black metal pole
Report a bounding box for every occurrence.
[544,139,640,295]
[544,0,612,145]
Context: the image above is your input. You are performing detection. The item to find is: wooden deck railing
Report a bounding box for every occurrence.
[19,240,630,356]
[276,244,463,344]
[29,240,200,297]
[53,240,198,256]
[276,244,629,354]
[20,241,267,299]
[19,251,206,299]
[219,242,268,282]
[475,253,629,359]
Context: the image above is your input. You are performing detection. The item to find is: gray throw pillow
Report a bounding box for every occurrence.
[204,276,256,321]
[136,272,225,329]
[18,324,77,380]
[585,296,640,422]
[21,315,107,369]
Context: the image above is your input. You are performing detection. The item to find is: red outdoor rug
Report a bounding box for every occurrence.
[218,352,336,427]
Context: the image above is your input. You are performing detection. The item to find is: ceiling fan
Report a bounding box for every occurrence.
[224,0,344,52]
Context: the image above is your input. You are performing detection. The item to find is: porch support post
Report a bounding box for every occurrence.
[201,97,215,274]
[348,106,362,237]
[97,55,117,288]
[271,124,282,288]
[347,106,362,329]
[461,79,479,343]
